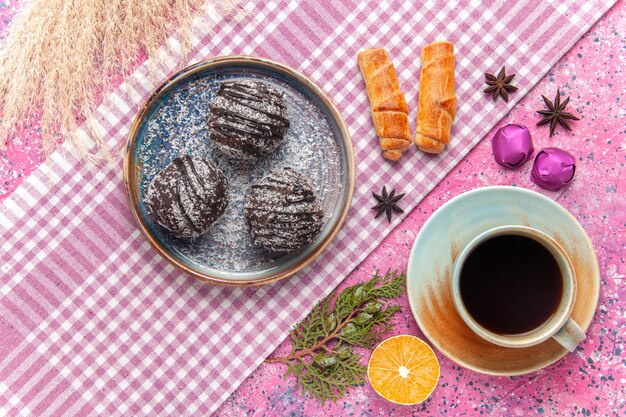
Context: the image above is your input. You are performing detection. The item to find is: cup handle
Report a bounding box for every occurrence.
[552,318,586,352]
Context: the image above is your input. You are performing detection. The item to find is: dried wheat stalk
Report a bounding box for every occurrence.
[0,0,236,159]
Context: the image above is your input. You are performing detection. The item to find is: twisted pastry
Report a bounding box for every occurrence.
[358,48,411,161]
[414,41,457,154]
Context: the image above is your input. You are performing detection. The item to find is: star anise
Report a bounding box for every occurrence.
[536,89,580,136]
[484,66,518,102]
[372,186,405,222]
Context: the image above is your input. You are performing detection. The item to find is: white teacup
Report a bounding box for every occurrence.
[451,225,585,352]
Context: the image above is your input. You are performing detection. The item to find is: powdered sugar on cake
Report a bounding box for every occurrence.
[245,168,323,253]
[138,74,343,272]
[145,156,228,238]
[209,81,289,160]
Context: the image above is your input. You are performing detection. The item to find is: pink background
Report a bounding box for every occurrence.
[1,1,624,416]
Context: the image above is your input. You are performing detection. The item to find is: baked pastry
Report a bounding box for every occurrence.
[357,48,411,161]
[209,81,290,160]
[414,41,457,154]
[145,156,228,238]
[245,168,323,253]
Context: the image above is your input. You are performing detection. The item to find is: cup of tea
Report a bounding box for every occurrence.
[451,225,585,352]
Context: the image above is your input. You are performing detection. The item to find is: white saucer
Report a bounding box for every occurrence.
[406,186,599,376]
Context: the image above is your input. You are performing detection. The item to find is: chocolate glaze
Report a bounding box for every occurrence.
[145,156,228,238]
[209,81,290,160]
[245,168,323,253]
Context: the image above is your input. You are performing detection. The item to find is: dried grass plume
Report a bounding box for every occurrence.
[0,0,236,159]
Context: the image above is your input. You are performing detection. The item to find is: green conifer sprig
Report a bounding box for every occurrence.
[266,269,406,404]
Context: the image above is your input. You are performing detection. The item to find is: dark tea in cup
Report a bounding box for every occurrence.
[451,225,585,351]
[459,234,563,335]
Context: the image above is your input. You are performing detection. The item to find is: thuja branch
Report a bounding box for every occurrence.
[265,306,361,364]
[266,269,406,404]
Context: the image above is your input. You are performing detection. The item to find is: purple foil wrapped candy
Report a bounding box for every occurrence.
[492,124,534,169]
[531,147,576,191]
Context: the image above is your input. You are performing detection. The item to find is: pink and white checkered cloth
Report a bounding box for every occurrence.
[0,0,615,415]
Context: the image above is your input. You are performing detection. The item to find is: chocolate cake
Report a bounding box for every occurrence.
[209,81,290,160]
[245,168,323,253]
[145,156,228,238]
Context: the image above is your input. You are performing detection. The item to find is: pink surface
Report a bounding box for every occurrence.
[0,1,624,416]
[0,1,46,200]
[216,3,626,416]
